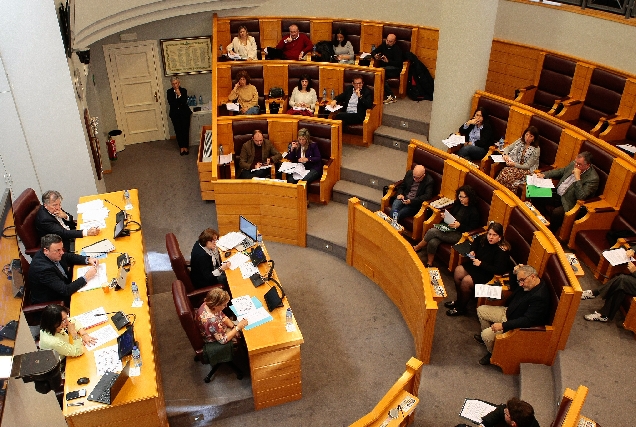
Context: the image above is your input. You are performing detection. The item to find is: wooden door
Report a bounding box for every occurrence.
[103,41,168,144]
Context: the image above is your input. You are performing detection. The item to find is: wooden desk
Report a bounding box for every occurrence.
[222,244,304,410]
[64,190,167,427]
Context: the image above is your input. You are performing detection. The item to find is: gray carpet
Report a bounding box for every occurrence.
[104,138,634,426]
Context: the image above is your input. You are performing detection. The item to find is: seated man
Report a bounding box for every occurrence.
[190,228,230,290]
[28,234,98,305]
[475,265,551,366]
[455,397,539,427]
[330,75,373,126]
[582,248,636,323]
[530,151,599,232]
[35,190,100,252]
[238,130,282,179]
[371,34,403,104]
[275,24,313,60]
[390,165,434,222]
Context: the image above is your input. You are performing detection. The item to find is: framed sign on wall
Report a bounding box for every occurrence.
[160,36,213,76]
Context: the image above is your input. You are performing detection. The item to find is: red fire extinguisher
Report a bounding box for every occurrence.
[107,130,121,161]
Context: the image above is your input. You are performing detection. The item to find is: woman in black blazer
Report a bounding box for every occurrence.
[190,228,230,290]
[456,106,494,161]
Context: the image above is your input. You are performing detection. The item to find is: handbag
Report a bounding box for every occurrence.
[264,278,286,311]
[268,87,284,98]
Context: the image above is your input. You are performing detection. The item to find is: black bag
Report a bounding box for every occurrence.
[313,41,335,63]
[269,101,280,114]
[406,52,434,101]
[268,87,284,98]
[264,279,286,311]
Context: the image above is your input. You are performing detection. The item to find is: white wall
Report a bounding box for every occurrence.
[0,0,102,214]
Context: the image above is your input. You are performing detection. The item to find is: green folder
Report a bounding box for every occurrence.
[526,185,552,198]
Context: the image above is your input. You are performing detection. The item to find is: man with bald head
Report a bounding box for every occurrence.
[390,165,434,222]
[372,34,404,104]
[276,24,313,60]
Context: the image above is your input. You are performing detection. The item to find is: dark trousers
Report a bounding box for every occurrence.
[529,192,565,232]
[381,65,401,97]
[171,114,191,149]
[598,274,636,319]
[239,167,273,179]
[335,111,364,125]
[286,168,321,185]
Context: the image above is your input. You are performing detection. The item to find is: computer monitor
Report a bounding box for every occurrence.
[117,325,134,360]
[239,215,258,242]
[113,211,126,239]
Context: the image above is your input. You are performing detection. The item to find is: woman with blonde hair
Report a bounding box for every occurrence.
[286,128,323,186]
[226,26,258,60]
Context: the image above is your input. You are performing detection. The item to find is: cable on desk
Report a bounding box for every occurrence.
[1,225,16,238]
[125,220,142,233]
[126,313,137,326]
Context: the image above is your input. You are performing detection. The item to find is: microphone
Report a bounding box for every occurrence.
[104,199,126,217]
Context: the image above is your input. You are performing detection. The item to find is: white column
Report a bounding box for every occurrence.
[428,0,499,150]
[0,0,103,215]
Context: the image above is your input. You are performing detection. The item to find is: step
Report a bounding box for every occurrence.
[519,363,556,427]
[373,125,428,152]
[341,145,406,191]
[333,180,383,211]
[307,202,349,260]
[382,98,432,137]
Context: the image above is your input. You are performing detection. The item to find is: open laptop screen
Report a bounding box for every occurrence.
[239,215,258,241]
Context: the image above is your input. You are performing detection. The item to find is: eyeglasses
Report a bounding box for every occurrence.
[518,274,534,283]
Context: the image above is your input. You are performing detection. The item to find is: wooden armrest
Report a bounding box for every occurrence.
[591,206,615,213]
[600,114,618,122]
[519,326,547,331]
[609,118,632,125]
[23,301,64,314]
[523,85,537,90]
[561,98,581,106]
[618,236,636,244]
[464,227,487,238]
[324,158,334,167]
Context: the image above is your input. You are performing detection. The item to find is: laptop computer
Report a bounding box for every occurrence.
[87,360,130,405]
[235,215,259,251]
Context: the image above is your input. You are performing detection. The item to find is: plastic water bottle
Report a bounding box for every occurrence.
[257,233,263,245]
[331,89,335,100]
[132,345,142,368]
[392,211,398,225]
[498,138,505,150]
[123,190,133,210]
[371,44,376,52]
[286,308,293,328]
[322,88,327,99]
[131,281,141,304]
[219,144,224,155]
[199,95,203,105]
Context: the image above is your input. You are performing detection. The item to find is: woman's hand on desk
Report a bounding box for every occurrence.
[220,261,230,272]
[81,332,97,346]
[237,319,248,330]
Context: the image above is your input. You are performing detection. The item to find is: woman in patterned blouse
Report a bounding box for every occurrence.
[196,288,247,344]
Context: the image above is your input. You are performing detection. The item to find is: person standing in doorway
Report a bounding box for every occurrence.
[167,76,193,155]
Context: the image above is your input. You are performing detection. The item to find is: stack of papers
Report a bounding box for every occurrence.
[279,162,310,180]
[527,175,555,188]
[430,197,454,209]
[226,103,240,112]
[325,104,342,112]
[85,324,119,351]
[230,295,273,330]
[80,239,116,257]
[219,154,233,165]
[72,307,108,329]
[475,284,502,299]
[603,248,635,266]
[217,232,247,250]
[442,134,465,148]
[77,263,108,292]
[490,154,505,163]
[526,175,554,197]
[617,144,636,154]
[460,398,497,424]
[77,199,109,230]
[94,345,122,376]
[443,210,456,225]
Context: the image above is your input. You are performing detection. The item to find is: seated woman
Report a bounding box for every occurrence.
[191,228,231,290]
[456,107,494,162]
[39,304,96,360]
[583,249,636,323]
[333,28,355,64]
[495,126,540,193]
[196,288,248,375]
[286,128,322,186]
[226,25,258,60]
[228,70,259,115]
[446,222,511,316]
[286,74,317,116]
[413,185,480,268]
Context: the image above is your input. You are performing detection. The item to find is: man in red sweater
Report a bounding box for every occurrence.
[276,24,313,60]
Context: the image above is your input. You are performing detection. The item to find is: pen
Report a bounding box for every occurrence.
[68,402,84,407]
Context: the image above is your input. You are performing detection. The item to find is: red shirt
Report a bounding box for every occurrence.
[276,33,314,60]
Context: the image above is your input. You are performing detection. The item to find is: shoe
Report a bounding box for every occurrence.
[581,290,596,300]
[443,300,456,309]
[479,352,492,365]
[383,95,397,104]
[584,311,608,322]
[473,333,485,345]
[446,308,466,316]
[184,149,189,155]
[180,151,186,156]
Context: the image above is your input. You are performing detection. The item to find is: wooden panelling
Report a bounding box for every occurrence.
[310,20,332,43]
[440,160,469,199]
[216,20,231,54]
[528,231,555,274]
[569,63,595,100]
[252,358,301,381]
[486,40,542,99]
[263,64,288,94]
[216,66,233,102]
[254,381,302,404]
[490,190,517,227]
[254,391,302,410]
[507,106,533,142]
[268,119,296,152]
[604,158,636,208]
[413,27,439,78]
[360,23,383,53]
[555,129,585,168]
[260,19,281,49]
[218,121,233,152]
[318,66,343,100]
[617,78,636,119]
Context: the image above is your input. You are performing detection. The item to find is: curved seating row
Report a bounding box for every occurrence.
[384,140,582,374]
[486,40,636,144]
[215,16,439,98]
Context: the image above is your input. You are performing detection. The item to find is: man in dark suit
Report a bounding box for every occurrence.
[330,75,374,126]
[35,190,99,253]
[475,265,551,365]
[238,130,283,179]
[390,165,434,221]
[167,76,193,155]
[28,234,98,305]
[531,151,599,232]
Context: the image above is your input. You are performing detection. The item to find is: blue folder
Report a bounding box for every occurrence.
[230,296,273,330]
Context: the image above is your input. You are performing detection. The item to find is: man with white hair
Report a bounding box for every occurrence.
[275,24,313,60]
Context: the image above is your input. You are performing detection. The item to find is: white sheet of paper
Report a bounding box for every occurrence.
[443,210,456,225]
[325,104,342,112]
[72,307,107,330]
[219,154,233,165]
[85,324,119,351]
[226,103,240,111]
[618,144,636,154]
[80,220,106,230]
[474,284,503,299]
[278,162,298,173]
[226,252,250,270]
[251,164,272,172]
[217,232,245,251]
[527,175,555,188]
[93,345,122,376]
[77,199,105,213]
[460,399,497,424]
[77,263,108,292]
[0,356,12,379]
[239,262,260,279]
[237,307,271,325]
[442,134,465,148]
[603,248,635,266]
[80,207,110,222]
[490,154,505,163]
[231,295,257,315]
